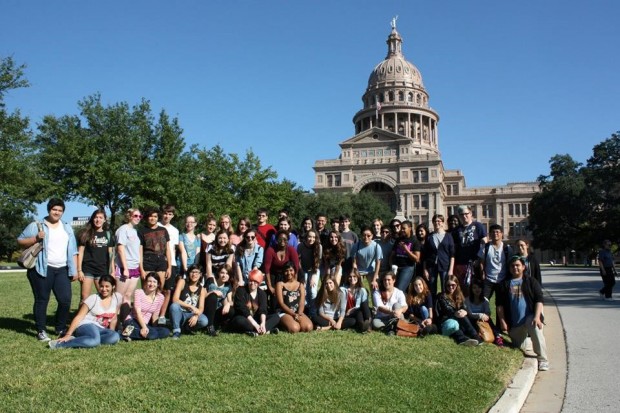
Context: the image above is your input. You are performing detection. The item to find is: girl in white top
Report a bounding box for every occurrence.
[372,271,407,331]
[49,274,122,349]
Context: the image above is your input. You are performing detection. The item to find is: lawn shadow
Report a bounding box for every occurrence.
[0,316,37,338]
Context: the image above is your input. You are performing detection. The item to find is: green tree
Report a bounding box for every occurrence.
[528,154,592,251]
[36,94,193,229]
[584,131,620,241]
[0,56,41,260]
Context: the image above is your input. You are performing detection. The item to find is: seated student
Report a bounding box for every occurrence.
[204,265,235,336]
[231,269,280,336]
[497,255,549,371]
[341,270,371,333]
[436,275,480,346]
[168,265,209,339]
[48,274,122,349]
[466,278,503,346]
[404,276,437,336]
[313,276,351,331]
[121,272,170,341]
[372,272,407,333]
[276,261,313,333]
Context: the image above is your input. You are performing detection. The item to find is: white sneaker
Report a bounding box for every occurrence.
[157,316,167,325]
[538,361,550,371]
[37,331,51,342]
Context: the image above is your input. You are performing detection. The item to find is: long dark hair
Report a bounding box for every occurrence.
[316,276,340,308]
[78,209,109,246]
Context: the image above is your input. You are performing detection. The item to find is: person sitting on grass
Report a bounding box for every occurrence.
[466,278,503,346]
[496,255,549,371]
[48,274,122,349]
[404,276,437,336]
[204,265,235,336]
[120,272,170,341]
[276,261,313,333]
[372,271,407,333]
[436,275,480,346]
[168,265,208,339]
[313,276,349,331]
[231,269,280,337]
[341,269,371,333]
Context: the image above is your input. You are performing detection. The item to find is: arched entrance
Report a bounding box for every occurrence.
[360,182,398,212]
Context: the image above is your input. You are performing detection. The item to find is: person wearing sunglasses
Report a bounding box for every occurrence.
[114,208,143,321]
[436,275,479,346]
[235,229,264,287]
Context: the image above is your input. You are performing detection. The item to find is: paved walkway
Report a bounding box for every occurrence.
[521,267,619,412]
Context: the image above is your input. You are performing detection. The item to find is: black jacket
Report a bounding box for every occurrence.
[496,275,544,330]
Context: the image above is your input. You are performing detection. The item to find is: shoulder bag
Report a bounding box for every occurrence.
[18,222,44,269]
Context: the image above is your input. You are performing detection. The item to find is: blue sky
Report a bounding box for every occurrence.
[2,1,619,218]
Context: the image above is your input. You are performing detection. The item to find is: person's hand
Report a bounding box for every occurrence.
[423,270,430,281]
[36,230,45,241]
[191,306,201,316]
[222,303,230,315]
[480,314,490,322]
[532,316,543,330]
[371,280,379,290]
[140,327,149,338]
[456,309,467,318]
[187,314,198,328]
[213,290,223,297]
[268,286,275,295]
[77,272,85,282]
[165,268,171,279]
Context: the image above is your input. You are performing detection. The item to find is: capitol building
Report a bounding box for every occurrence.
[313,23,539,242]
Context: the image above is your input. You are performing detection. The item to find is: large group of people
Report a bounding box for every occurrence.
[19,199,554,371]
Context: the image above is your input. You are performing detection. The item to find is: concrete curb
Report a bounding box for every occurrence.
[489,358,538,413]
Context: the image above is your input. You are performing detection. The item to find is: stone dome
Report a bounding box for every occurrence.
[367,28,425,90]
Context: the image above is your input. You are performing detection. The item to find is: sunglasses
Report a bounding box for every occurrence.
[245,235,256,240]
[132,214,143,219]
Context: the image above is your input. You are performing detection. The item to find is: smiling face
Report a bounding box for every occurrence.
[206,219,217,234]
[217,233,229,247]
[277,233,288,248]
[244,231,256,246]
[98,280,114,298]
[373,221,382,234]
[237,220,249,234]
[93,212,106,230]
[278,220,290,232]
[217,267,230,283]
[219,216,231,231]
[413,278,424,294]
[471,283,482,299]
[188,268,202,284]
[325,278,335,292]
[303,219,313,232]
[515,240,528,256]
[316,216,326,230]
[185,216,197,232]
[305,231,317,246]
[130,210,142,226]
[361,230,373,246]
[329,232,340,245]
[383,274,395,290]
[416,227,427,240]
[144,274,160,293]
[283,265,296,281]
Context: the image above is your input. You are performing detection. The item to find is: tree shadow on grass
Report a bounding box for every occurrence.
[0,315,38,338]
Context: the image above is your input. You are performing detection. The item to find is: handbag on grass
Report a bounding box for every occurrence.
[476,319,494,343]
[18,222,44,269]
[395,319,420,337]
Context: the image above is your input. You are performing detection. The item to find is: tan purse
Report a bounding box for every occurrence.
[396,319,420,337]
[477,319,494,343]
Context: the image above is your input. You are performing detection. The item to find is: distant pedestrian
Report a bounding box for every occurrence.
[597,240,616,300]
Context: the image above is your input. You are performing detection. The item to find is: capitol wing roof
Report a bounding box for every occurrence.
[339,127,410,148]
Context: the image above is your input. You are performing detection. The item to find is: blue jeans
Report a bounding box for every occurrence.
[27,266,72,333]
[169,303,208,333]
[56,323,119,348]
[395,266,415,292]
[125,318,170,340]
[427,267,448,298]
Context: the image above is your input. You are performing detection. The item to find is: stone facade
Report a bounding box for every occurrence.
[313,24,539,242]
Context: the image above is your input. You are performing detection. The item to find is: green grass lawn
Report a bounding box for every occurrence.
[0,272,522,413]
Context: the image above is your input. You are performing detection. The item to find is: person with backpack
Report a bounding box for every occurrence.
[478,224,513,300]
[351,225,383,291]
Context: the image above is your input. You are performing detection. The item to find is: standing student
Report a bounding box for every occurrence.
[255,208,276,250]
[453,205,487,294]
[264,230,300,296]
[515,239,542,286]
[159,204,179,324]
[114,208,143,321]
[339,215,359,276]
[351,226,383,291]
[235,228,264,286]
[139,208,171,325]
[315,213,330,248]
[178,215,201,277]
[199,214,218,269]
[372,218,383,241]
[423,214,455,299]
[77,209,115,302]
[390,220,421,292]
[230,217,251,247]
[377,225,394,278]
[18,198,78,341]
[478,224,512,300]
[48,274,122,349]
[322,231,346,286]
[298,216,315,243]
[206,229,234,282]
[297,229,322,317]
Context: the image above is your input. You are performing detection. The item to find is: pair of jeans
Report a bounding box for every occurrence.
[56,323,119,348]
[27,266,72,333]
[427,266,448,298]
[169,303,208,333]
[395,265,415,292]
[300,270,319,317]
[125,318,170,340]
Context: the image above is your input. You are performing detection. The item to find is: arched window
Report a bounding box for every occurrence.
[408,93,413,102]
[388,92,394,101]
[398,91,404,101]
